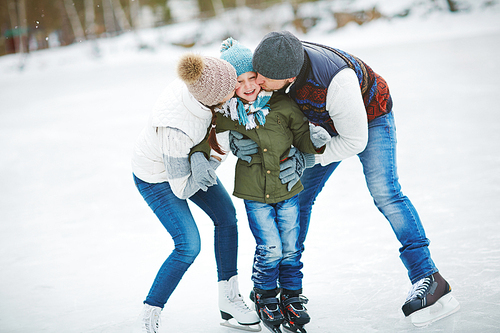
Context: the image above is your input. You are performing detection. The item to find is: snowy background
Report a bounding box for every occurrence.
[1,1,500,332]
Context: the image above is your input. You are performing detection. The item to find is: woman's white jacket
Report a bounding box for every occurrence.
[131,79,227,199]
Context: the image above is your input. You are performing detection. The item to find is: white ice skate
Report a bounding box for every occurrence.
[133,303,162,333]
[219,275,261,332]
[402,272,460,327]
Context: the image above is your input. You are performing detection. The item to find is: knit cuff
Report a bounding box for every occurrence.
[209,156,221,170]
[303,152,316,168]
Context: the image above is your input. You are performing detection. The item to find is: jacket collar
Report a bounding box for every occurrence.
[181,83,211,119]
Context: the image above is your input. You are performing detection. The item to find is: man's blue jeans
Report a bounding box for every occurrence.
[299,112,438,284]
[244,195,303,291]
[134,175,238,308]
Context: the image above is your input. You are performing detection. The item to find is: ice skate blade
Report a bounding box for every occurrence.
[283,322,307,333]
[262,323,282,333]
[257,319,282,333]
[410,293,460,327]
[221,319,262,332]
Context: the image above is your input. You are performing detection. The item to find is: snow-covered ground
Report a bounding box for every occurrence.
[1,2,500,332]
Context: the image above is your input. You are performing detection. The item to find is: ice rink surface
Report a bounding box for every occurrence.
[1,4,499,332]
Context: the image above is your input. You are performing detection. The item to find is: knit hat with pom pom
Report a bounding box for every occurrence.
[220,37,254,77]
[177,53,237,106]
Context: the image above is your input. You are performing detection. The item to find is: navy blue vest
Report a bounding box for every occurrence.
[288,42,392,136]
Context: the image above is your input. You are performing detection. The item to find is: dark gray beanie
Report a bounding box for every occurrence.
[252,31,304,80]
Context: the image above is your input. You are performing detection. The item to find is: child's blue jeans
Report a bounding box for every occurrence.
[244,195,303,291]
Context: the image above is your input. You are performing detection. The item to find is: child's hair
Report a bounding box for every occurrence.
[208,105,225,155]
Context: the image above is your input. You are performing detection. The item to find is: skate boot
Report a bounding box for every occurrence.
[402,272,460,327]
[250,288,284,333]
[280,289,310,333]
[133,303,161,333]
[219,275,261,332]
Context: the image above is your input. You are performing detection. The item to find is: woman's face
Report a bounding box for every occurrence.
[220,90,235,104]
[235,71,261,102]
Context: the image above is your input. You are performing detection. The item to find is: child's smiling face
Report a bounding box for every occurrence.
[235,71,261,102]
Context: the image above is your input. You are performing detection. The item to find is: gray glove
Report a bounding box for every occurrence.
[229,130,258,163]
[190,152,217,192]
[209,156,221,170]
[309,123,331,148]
[279,148,316,191]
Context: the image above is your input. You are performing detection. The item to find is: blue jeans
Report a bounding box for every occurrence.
[244,195,303,291]
[299,112,437,284]
[134,175,238,308]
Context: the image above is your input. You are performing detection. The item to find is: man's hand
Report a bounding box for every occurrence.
[309,123,331,148]
[229,131,258,163]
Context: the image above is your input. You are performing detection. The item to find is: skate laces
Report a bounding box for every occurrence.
[142,305,161,333]
[226,277,252,312]
[405,276,432,302]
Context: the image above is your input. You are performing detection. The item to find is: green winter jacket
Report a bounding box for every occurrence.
[214,92,324,204]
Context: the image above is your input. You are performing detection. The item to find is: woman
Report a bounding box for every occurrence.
[131,53,259,333]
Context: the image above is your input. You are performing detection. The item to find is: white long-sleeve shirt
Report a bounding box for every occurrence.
[313,68,368,165]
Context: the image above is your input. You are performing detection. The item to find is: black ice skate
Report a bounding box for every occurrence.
[402,272,460,327]
[280,289,310,333]
[250,288,284,333]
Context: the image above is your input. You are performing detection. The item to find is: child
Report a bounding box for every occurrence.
[196,38,331,333]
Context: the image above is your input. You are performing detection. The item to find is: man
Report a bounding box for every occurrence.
[229,31,459,327]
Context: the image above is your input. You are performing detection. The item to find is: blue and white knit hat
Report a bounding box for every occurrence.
[220,37,254,77]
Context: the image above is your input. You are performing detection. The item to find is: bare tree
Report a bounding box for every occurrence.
[7,1,19,51]
[102,0,118,36]
[112,0,133,31]
[84,0,97,38]
[17,0,28,54]
[63,0,86,42]
[446,0,459,12]
[130,0,141,29]
[7,0,28,54]
[212,0,225,16]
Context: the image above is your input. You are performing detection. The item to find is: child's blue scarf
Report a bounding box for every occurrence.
[217,91,272,130]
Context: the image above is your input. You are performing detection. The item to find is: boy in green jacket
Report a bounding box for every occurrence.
[212,38,330,333]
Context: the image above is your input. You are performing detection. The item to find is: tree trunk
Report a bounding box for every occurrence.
[446,0,459,12]
[7,1,19,52]
[84,0,96,38]
[212,0,225,16]
[197,0,215,18]
[130,0,140,29]
[17,0,28,53]
[63,0,86,42]
[112,0,132,31]
[57,0,74,45]
[102,0,117,36]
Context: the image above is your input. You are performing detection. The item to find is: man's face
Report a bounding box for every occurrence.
[255,73,295,92]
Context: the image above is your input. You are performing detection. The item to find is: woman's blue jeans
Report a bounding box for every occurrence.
[244,195,303,291]
[134,175,238,308]
[299,112,438,284]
